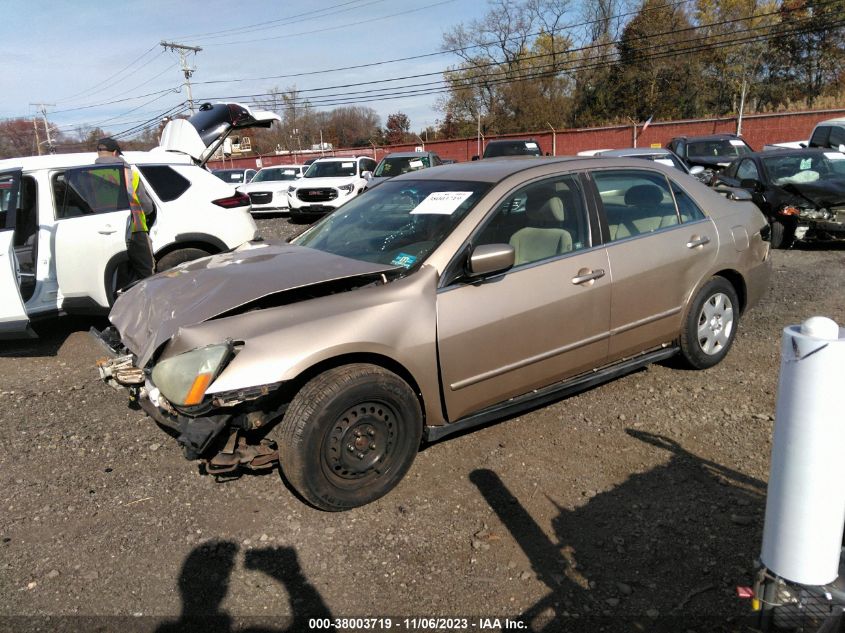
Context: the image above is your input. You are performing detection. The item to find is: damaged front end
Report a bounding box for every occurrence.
[93,327,288,474]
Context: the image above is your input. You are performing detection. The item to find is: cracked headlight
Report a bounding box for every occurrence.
[151,342,232,407]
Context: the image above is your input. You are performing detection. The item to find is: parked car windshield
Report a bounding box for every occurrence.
[293,179,490,269]
[762,152,845,185]
[374,156,430,177]
[484,141,542,158]
[305,161,357,178]
[251,167,300,182]
[687,139,751,158]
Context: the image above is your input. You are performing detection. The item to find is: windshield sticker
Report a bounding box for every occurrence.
[391,253,417,268]
[654,158,675,166]
[824,152,845,160]
[525,142,539,149]
[341,162,354,168]
[799,158,813,170]
[410,191,474,215]
[729,139,745,146]
[284,169,296,175]
[409,160,424,169]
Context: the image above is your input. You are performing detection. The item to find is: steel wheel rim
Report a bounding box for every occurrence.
[322,400,399,487]
[697,292,734,356]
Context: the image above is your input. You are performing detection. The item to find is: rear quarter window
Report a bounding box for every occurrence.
[138,165,190,202]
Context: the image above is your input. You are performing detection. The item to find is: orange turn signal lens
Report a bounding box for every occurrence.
[780,206,800,216]
[184,373,214,406]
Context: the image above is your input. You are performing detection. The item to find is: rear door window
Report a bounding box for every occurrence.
[809,126,831,148]
[828,125,845,149]
[53,166,128,219]
[138,165,190,202]
[591,170,681,242]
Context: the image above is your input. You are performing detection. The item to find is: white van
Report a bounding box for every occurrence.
[0,102,280,338]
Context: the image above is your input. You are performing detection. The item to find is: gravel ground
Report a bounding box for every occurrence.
[1,217,843,633]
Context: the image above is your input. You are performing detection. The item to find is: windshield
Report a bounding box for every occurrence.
[763,152,845,185]
[305,160,357,178]
[687,139,751,158]
[293,179,490,268]
[213,169,247,183]
[484,141,542,158]
[252,167,300,182]
[374,156,430,177]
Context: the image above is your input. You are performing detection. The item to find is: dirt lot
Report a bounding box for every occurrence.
[1,217,844,633]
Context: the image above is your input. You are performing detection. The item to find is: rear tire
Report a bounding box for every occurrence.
[276,364,422,511]
[156,247,211,271]
[679,277,739,369]
[770,220,794,249]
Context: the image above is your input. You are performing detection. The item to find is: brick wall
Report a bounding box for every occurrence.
[208,108,845,170]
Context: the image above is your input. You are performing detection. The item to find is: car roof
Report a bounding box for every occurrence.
[0,150,191,172]
[380,152,433,158]
[391,155,689,184]
[749,147,836,158]
[819,118,845,125]
[674,134,744,142]
[599,148,674,157]
[313,156,368,162]
[486,138,537,145]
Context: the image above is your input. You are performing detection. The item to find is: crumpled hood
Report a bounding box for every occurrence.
[781,180,845,209]
[110,241,398,366]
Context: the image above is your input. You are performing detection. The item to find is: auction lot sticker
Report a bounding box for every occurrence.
[410,191,474,215]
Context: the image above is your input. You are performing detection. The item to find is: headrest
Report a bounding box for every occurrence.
[624,184,663,207]
[528,196,565,224]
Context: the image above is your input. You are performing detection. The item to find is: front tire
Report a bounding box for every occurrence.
[276,364,422,511]
[679,277,739,369]
[156,247,211,271]
[770,220,794,249]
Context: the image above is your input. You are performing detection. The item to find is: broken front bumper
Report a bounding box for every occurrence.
[91,327,280,471]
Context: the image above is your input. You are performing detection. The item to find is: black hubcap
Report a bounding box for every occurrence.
[324,402,396,481]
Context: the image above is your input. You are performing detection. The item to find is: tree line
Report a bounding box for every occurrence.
[434,0,845,138]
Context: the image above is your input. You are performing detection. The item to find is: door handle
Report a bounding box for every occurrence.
[98,225,117,235]
[571,268,605,285]
[686,235,711,248]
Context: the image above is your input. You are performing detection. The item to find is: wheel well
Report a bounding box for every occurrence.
[287,353,427,423]
[154,239,223,262]
[713,269,747,314]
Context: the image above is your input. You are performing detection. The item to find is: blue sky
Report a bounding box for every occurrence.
[1,0,485,139]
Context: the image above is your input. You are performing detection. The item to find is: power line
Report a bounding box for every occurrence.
[55,44,161,104]
[172,0,381,41]
[195,14,844,112]
[194,7,809,106]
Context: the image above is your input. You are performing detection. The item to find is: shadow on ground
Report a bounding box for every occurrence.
[470,430,766,632]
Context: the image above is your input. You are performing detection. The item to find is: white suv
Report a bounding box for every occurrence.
[286,156,376,222]
[0,101,279,338]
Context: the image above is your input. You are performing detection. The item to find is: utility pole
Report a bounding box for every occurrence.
[160,41,202,114]
[30,103,56,154]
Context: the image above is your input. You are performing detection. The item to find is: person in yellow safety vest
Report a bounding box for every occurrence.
[95,137,156,287]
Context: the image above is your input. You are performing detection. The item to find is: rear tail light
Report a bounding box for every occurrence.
[212,192,250,208]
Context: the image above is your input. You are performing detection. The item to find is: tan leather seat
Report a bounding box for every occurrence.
[509,196,573,265]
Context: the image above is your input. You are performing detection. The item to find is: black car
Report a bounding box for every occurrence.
[474,138,543,160]
[667,134,753,182]
[713,148,845,248]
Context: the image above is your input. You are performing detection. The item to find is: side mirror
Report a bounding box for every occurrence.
[713,186,753,201]
[740,178,763,192]
[362,171,373,180]
[689,165,705,176]
[471,155,479,161]
[468,244,515,277]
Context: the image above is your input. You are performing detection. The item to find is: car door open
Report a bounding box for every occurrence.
[0,169,34,338]
[53,165,131,310]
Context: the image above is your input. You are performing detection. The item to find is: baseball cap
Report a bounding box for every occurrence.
[96,137,122,154]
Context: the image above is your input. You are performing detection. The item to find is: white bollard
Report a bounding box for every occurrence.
[760,316,845,586]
